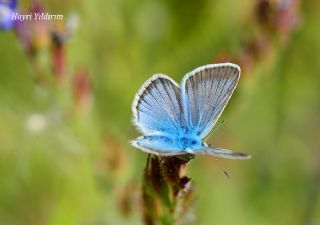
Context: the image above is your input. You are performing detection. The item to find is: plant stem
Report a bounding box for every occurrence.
[142,154,195,225]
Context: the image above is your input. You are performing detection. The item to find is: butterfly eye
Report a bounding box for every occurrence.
[191,140,196,145]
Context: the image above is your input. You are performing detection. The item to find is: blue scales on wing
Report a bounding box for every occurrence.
[131,135,187,156]
[131,74,186,155]
[132,74,184,135]
[180,64,240,139]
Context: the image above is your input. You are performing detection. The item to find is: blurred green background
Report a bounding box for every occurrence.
[1,0,320,224]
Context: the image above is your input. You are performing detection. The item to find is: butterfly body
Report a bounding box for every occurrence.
[131,63,251,159]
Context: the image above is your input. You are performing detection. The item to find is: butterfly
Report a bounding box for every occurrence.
[131,63,251,160]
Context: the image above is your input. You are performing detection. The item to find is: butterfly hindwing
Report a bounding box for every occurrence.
[131,135,186,156]
[181,63,240,139]
[196,147,251,159]
[132,74,184,136]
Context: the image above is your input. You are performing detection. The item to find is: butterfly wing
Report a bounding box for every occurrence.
[181,63,240,139]
[131,135,186,156]
[196,147,251,159]
[132,74,184,136]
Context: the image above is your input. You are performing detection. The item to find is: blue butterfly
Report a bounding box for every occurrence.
[131,63,250,159]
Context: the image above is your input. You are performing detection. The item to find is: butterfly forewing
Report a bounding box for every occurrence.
[132,74,184,135]
[181,63,240,139]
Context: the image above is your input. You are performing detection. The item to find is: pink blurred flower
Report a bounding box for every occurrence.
[73,68,91,109]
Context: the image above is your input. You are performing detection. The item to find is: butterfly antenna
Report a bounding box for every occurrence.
[213,157,231,180]
[204,120,226,142]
